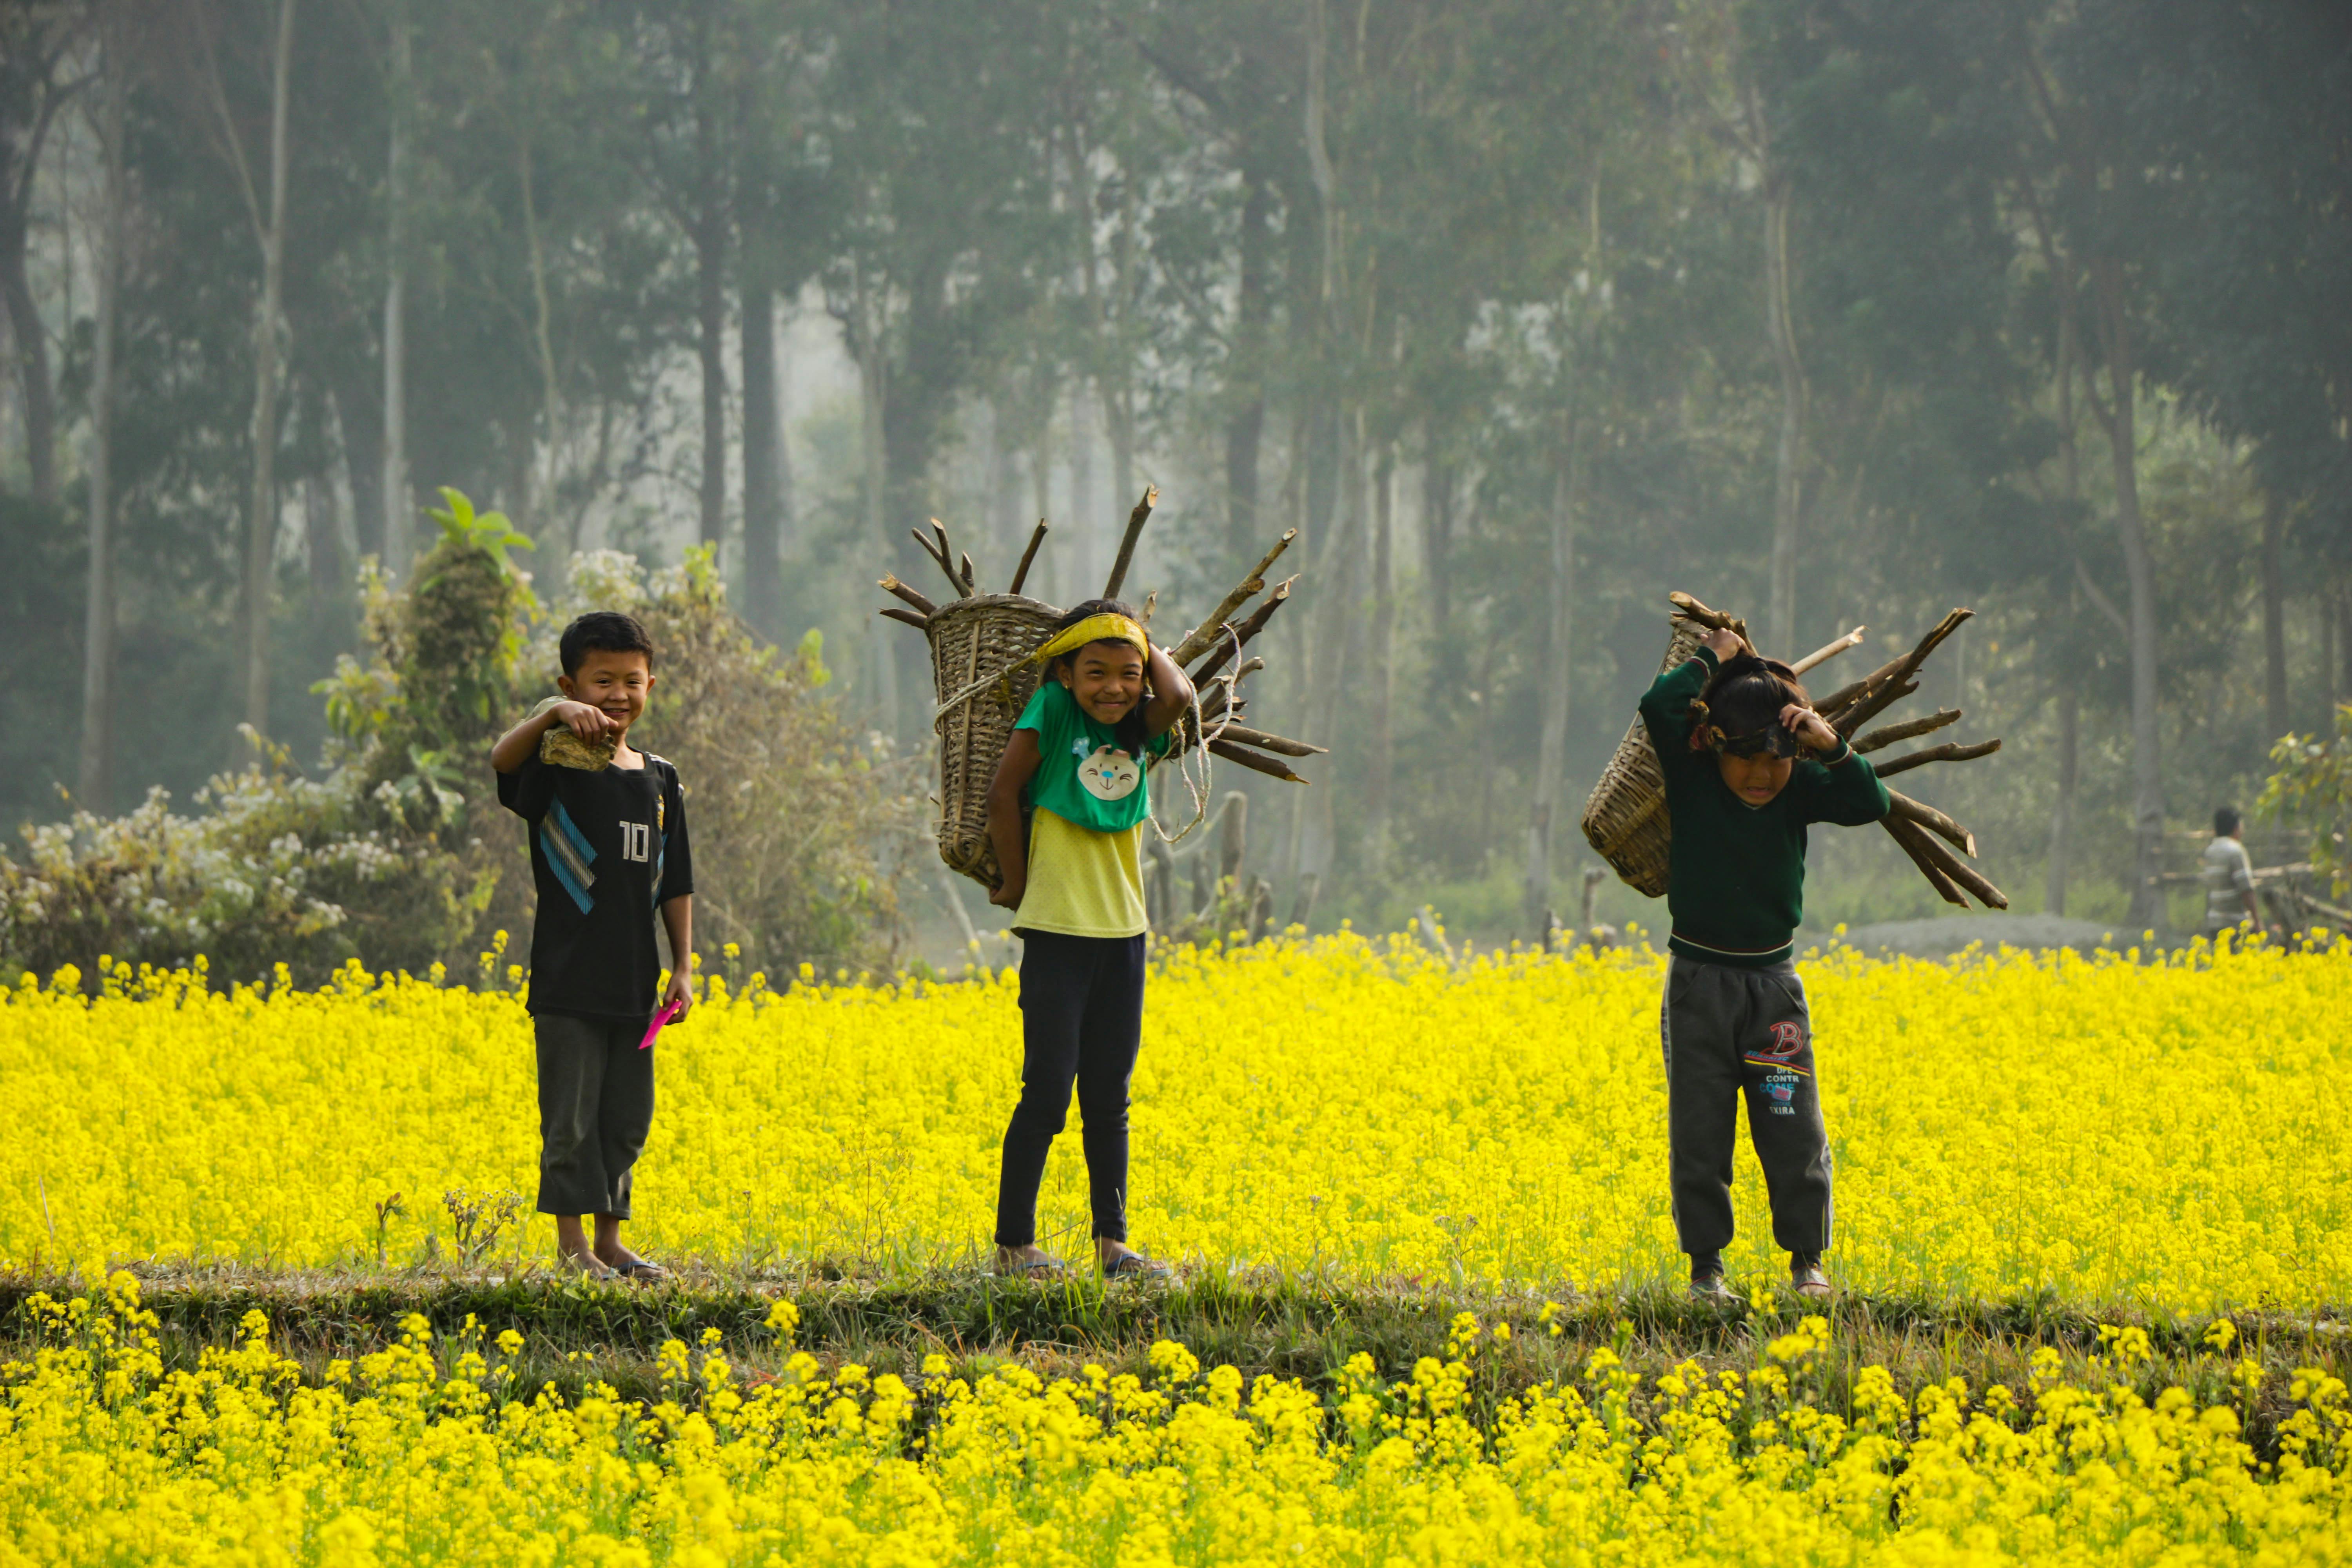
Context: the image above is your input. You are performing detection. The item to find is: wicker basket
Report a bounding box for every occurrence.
[926,593,1063,887]
[1579,616,1708,897]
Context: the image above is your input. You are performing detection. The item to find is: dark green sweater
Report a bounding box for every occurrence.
[1638,647,1890,967]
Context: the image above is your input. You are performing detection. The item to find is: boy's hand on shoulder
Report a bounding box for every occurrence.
[553,700,619,742]
[1702,627,1741,661]
[1782,702,1842,753]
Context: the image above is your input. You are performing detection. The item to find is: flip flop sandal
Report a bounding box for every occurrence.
[613,1259,670,1283]
[1103,1252,1169,1280]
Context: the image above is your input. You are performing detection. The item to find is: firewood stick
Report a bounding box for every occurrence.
[1103,485,1159,600]
[1197,660,1262,722]
[878,606,928,630]
[1833,608,1973,735]
[1887,814,2009,909]
[1791,626,1866,675]
[1009,520,1048,596]
[1190,579,1294,682]
[1214,724,1326,758]
[1171,529,1299,667]
[1854,708,1961,754]
[1816,655,1904,718]
[879,574,938,617]
[1881,816,1968,907]
[1872,738,2002,779]
[910,527,965,597]
[1209,737,1308,783]
[958,551,977,595]
[1667,592,1755,655]
[1887,790,1976,858]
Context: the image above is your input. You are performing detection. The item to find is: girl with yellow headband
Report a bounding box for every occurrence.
[982,598,1194,1278]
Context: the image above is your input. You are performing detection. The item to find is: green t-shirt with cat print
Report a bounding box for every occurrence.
[1013,680,1170,834]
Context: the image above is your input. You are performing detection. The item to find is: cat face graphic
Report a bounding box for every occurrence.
[1077,745,1142,802]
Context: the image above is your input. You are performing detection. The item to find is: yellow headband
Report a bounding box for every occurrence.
[1033,613,1149,667]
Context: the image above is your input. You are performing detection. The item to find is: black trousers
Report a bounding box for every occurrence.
[1659,955,1833,1255]
[534,1011,655,1218]
[994,931,1146,1247]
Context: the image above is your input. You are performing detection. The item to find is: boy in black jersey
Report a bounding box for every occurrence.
[491,611,694,1280]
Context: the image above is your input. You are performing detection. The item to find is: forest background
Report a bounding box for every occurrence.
[1,0,2348,981]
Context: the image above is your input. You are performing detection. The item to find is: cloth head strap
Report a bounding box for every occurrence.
[1033,613,1149,666]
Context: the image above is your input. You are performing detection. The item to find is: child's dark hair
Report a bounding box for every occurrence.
[1693,652,1810,757]
[1049,598,1152,756]
[560,611,656,677]
[2214,805,2241,837]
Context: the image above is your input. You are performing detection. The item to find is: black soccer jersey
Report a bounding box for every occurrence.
[497,750,693,1018]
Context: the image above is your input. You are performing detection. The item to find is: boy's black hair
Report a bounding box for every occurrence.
[1048,598,1152,756]
[2214,805,2241,837]
[1695,653,1811,759]
[560,611,656,677]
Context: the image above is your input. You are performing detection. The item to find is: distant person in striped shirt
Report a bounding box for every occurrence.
[492,611,695,1281]
[2200,807,2259,942]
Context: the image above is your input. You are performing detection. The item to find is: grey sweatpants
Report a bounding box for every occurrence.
[534,1011,655,1218]
[1660,955,1833,1255]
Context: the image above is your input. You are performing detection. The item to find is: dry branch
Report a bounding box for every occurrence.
[1214,724,1327,758]
[1831,608,1972,736]
[878,606,928,630]
[1887,790,1976,858]
[1791,626,1866,675]
[1854,708,1961,754]
[1103,486,1158,599]
[1873,738,2002,779]
[878,574,937,617]
[1208,738,1308,783]
[1886,814,2009,909]
[1170,529,1298,667]
[1189,577,1295,682]
[1667,591,1755,655]
[1882,816,1968,907]
[910,527,965,597]
[959,551,977,595]
[1009,521,1048,597]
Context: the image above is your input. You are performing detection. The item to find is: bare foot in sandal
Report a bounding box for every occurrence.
[995,1243,1065,1277]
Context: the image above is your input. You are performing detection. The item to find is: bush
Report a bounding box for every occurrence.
[0,492,913,986]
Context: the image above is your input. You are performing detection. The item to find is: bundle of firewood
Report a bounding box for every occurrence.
[1583,592,2006,909]
[879,488,1319,888]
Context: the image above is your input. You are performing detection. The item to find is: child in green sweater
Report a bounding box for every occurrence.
[1637,619,1890,1300]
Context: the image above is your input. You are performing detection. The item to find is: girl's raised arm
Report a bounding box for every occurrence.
[1142,643,1194,738]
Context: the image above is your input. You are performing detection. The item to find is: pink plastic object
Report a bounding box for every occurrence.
[639,998,682,1051]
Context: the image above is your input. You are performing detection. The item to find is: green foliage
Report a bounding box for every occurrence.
[4,494,906,985]
[2257,710,2352,897]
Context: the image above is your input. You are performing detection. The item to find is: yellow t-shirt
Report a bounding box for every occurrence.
[1013,807,1148,938]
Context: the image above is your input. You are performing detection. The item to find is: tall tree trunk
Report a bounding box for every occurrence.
[240,0,298,743]
[381,0,410,573]
[0,215,52,504]
[78,34,126,809]
[1070,379,1098,591]
[2323,580,2339,731]
[1224,173,1270,563]
[1523,425,1580,933]
[2045,683,2078,916]
[739,156,781,633]
[692,22,726,551]
[518,134,565,552]
[2087,261,2163,929]
[2263,488,2288,744]
[854,265,897,733]
[1752,83,1804,659]
[1423,455,1454,650]
[1365,440,1395,864]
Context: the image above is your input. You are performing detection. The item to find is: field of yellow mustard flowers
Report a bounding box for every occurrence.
[5,933,2351,1563]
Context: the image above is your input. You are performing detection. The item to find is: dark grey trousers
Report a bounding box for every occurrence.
[534,1011,655,1218]
[1660,955,1833,1255]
